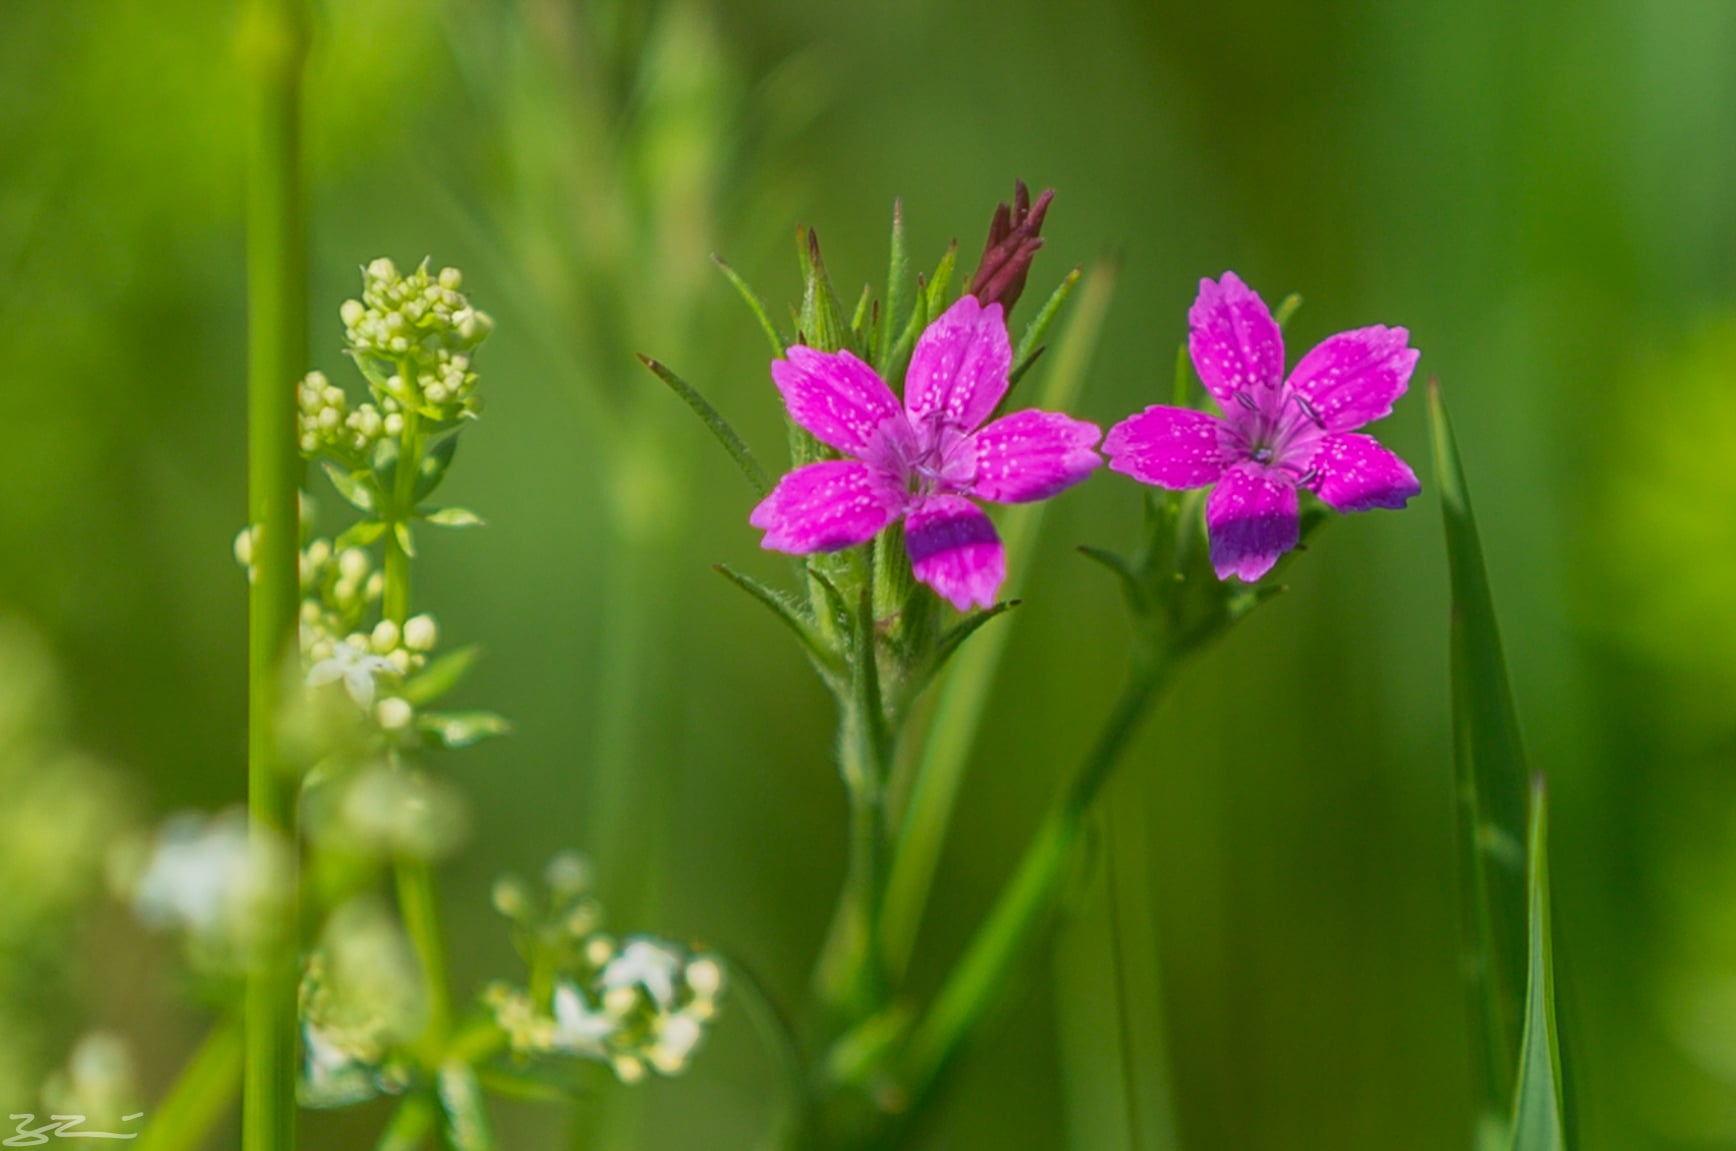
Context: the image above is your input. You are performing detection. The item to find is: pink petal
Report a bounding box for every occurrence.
[1188,272,1285,409]
[903,295,1013,438]
[771,346,908,459]
[1205,463,1300,582]
[904,495,1006,611]
[1103,405,1232,490]
[1285,325,1418,433]
[1306,433,1421,512]
[749,461,902,554]
[967,409,1103,504]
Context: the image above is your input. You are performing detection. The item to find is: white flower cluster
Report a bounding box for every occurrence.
[111,808,292,975]
[484,853,725,1083]
[341,258,491,423]
[298,900,424,1108]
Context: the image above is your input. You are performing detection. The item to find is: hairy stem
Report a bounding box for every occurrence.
[239,0,307,1146]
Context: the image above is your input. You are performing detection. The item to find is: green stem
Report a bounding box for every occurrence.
[138,1017,245,1151]
[375,1093,437,1151]
[397,856,454,1055]
[879,261,1117,985]
[898,658,1170,1105]
[239,0,307,1147]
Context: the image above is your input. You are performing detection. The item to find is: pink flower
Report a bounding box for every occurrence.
[750,296,1102,610]
[1104,272,1422,582]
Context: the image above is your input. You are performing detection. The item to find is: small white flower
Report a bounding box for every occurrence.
[599,938,683,1011]
[307,640,395,709]
[551,982,617,1057]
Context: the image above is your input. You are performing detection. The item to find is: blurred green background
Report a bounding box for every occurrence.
[5,0,1736,1147]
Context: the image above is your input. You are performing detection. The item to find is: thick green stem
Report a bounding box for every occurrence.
[397,857,454,1055]
[240,0,307,1147]
[898,659,1170,1104]
[138,1018,245,1151]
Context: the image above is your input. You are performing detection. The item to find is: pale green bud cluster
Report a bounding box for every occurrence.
[297,899,424,1107]
[483,852,724,1082]
[39,1032,141,1127]
[306,762,468,863]
[341,258,491,424]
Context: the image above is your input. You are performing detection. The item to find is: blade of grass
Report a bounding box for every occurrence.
[1429,380,1532,1135]
[1508,778,1568,1151]
[638,355,769,496]
[880,257,1116,983]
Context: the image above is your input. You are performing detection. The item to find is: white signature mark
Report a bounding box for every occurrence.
[5,1115,145,1145]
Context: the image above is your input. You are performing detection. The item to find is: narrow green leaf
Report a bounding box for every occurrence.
[906,601,1020,699]
[422,506,486,528]
[924,239,959,317]
[1508,778,1567,1151]
[400,645,481,707]
[436,1061,496,1151]
[1171,343,1193,408]
[414,433,460,502]
[1010,266,1082,389]
[334,519,388,552]
[797,225,852,354]
[849,281,874,344]
[638,355,769,496]
[878,198,911,373]
[393,520,417,558]
[712,254,788,357]
[1078,545,1145,611]
[418,710,511,749]
[1272,292,1303,328]
[321,461,375,513]
[370,436,402,493]
[1429,380,1532,1127]
[714,563,839,672]
[373,1093,436,1151]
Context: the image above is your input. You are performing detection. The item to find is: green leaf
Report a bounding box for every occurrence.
[1010,266,1082,389]
[418,710,511,749]
[370,436,401,493]
[878,198,911,374]
[924,239,959,316]
[712,254,788,357]
[1429,380,1531,1129]
[415,433,460,502]
[797,225,851,354]
[394,520,417,558]
[400,645,481,707]
[714,563,840,672]
[320,461,375,513]
[1078,545,1145,614]
[1508,778,1567,1151]
[1171,343,1194,408]
[436,1061,495,1151]
[849,280,874,346]
[638,355,770,496]
[1272,292,1303,328]
[423,506,486,528]
[907,600,1019,699]
[334,519,388,551]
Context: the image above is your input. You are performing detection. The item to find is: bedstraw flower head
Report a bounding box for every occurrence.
[1104,272,1422,581]
[750,295,1102,610]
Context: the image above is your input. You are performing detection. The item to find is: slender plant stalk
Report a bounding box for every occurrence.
[880,261,1117,983]
[899,658,1171,1104]
[137,1018,246,1151]
[239,0,307,1146]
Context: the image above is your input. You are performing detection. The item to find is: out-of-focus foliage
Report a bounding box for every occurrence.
[3,0,1734,1147]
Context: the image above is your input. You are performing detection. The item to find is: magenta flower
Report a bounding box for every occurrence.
[1104,272,1422,582]
[750,296,1102,611]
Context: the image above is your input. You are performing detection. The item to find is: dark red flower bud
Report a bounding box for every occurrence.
[967,181,1055,314]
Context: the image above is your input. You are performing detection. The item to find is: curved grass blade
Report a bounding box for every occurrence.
[714,563,839,673]
[1509,777,1567,1151]
[712,254,788,357]
[1009,265,1082,389]
[1429,380,1532,1134]
[638,355,769,496]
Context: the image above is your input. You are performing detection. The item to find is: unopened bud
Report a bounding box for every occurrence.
[402,614,438,652]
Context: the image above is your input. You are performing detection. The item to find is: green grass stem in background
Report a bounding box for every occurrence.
[239,0,307,1147]
[1510,779,1568,1151]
